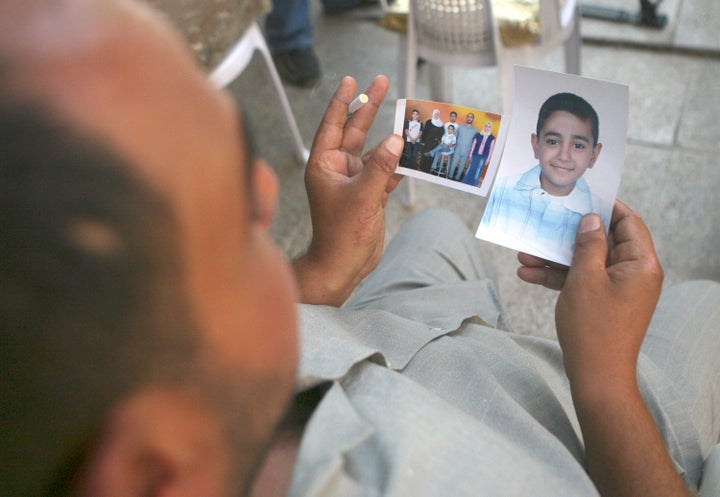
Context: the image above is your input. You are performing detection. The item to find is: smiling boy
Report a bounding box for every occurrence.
[479,92,607,264]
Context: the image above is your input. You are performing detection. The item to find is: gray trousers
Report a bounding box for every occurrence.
[346,208,720,488]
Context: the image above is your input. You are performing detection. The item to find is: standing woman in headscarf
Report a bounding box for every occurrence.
[462,121,496,186]
[419,109,445,173]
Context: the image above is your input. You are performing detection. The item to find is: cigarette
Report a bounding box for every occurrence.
[348,93,369,115]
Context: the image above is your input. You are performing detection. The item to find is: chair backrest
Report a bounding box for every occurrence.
[410,0,498,67]
[410,0,577,60]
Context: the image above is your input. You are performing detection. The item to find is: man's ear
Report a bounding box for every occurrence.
[587,142,603,169]
[76,388,227,497]
[531,133,540,160]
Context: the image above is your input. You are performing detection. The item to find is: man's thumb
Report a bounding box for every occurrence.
[360,134,403,190]
[570,213,608,270]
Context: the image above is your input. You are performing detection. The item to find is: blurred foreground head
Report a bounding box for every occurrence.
[0,0,298,495]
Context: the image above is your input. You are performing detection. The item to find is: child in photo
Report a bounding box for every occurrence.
[402,109,423,169]
[428,124,457,173]
[479,92,607,263]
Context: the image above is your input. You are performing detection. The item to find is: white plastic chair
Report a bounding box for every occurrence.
[399,0,580,112]
[396,0,581,206]
[210,22,310,163]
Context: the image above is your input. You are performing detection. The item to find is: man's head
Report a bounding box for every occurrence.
[532,93,602,197]
[465,113,475,124]
[1,0,298,495]
[411,109,419,120]
[449,111,457,122]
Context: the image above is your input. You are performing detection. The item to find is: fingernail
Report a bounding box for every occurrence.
[578,214,602,233]
[385,135,404,156]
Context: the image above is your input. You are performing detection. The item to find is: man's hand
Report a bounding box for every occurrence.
[519,201,663,382]
[519,202,688,497]
[292,75,404,306]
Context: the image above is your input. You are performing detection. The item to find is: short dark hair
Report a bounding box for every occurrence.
[536,92,600,146]
[0,96,199,496]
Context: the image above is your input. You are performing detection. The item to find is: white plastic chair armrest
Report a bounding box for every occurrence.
[700,443,720,496]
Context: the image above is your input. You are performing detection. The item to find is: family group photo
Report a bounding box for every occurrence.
[394,99,505,195]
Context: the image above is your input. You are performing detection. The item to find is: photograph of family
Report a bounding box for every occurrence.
[394,99,508,196]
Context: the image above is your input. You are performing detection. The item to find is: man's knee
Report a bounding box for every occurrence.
[400,208,470,240]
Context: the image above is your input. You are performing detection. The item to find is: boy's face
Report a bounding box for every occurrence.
[447,126,455,134]
[411,110,419,120]
[531,110,602,197]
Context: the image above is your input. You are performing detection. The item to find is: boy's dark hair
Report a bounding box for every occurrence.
[0,94,199,496]
[448,124,455,130]
[536,92,600,146]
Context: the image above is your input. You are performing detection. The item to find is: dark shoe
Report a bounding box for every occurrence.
[272,47,321,88]
[323,0,384,15]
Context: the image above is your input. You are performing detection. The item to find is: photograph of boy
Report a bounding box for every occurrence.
[402,109,423,169]
[477,92,609,265]
[428,124,456,174]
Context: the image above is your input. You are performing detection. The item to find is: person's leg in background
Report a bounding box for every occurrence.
[265,0,377,87]
[265,0,321,87]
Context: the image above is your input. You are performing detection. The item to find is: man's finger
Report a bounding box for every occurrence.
[309,76,358,161]
[518,252,568,270]
[517,265,568,290]
[342,75,390,155]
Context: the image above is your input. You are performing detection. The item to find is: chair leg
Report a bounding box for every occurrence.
[402,20,418,99]
[399,177,416,207]
[428,63,449,102]
[398,18,417,208]
[210,24,309,163]
[439,155,449,178]
[564,6,582,75]
[496,54,515,114]
[251,25,310,163]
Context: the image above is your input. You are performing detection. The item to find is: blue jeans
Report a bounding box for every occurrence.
[266,0,313,51]
[266,0,364,51]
